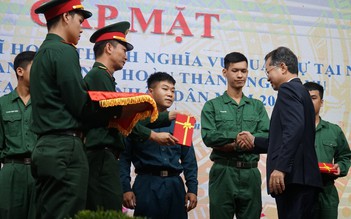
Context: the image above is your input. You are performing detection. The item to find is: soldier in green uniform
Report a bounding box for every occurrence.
[30,1,93,218]
[303,82,351,219]
[84,21,181,211]
[84,21,135,211]
[0,51,36,219]
[201,52,270,219]
[30,1,151,218]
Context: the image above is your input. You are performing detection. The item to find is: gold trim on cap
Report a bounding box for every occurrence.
[113,36,127,42]
[73,5,84,10]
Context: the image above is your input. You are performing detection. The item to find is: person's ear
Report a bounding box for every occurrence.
[280,62,288,74]
[16,67,24,77]
[222,68,227,78]
[62,12,71,24]
[105,42,113,55]
[148,88,154,97]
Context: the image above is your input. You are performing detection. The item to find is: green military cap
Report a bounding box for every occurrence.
[90,21,134,51]
[35,0,92,21]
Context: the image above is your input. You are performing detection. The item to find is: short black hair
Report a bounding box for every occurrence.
[223,52,248,69]
[265,46,298,75]
[14,51,36,78]
[147,72,176,89]
[303,82,324,100]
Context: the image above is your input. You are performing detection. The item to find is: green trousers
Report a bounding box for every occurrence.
[315,184,338,219]
[31,135,88,219]
[209,163,262,219]
[0,162,35,219]
[86,149,122,211]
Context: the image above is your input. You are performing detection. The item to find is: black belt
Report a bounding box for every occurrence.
[4,157,32,165]
[40,129,85,141]
[86,146,121,160]
[136,169,180,177]
[214,159,258,169]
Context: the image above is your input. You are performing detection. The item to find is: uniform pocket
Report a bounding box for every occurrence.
[322,140,337,155]
[2,113,21,137]
[243,116,259,132]
[215,113,235,130]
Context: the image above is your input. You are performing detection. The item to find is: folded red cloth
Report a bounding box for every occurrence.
[88,91,158,136]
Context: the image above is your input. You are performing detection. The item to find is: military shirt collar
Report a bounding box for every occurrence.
[45,33,76,48]
[316,117,328,131]
[93,62,109,73]
[93,62,115,81]
[222,91,251,105]
[9,90,20,102]
[11,89,32,105]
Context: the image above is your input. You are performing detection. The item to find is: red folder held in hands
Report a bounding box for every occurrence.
[173,114,196,147]
[318,162,337,174]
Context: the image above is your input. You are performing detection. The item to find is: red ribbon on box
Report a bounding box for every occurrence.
[318,162,337,174]
[173,114,196,147]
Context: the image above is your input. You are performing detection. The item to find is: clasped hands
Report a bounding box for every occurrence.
[214,131,254,152]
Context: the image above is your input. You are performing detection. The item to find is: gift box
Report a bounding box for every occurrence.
[173,114,196,147]
[318,162,337,174]
[88,91,158,136]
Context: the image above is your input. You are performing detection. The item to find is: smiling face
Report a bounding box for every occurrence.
[222,61,248,91]
[148,80,175,112]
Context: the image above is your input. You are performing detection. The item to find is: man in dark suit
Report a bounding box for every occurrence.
[240,47,323,218]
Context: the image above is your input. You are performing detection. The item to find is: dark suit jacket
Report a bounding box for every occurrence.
[255,78,322,194]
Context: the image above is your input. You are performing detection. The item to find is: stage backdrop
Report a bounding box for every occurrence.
[1,0,350,218]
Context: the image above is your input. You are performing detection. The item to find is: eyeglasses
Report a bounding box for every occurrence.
[265,66,278,76]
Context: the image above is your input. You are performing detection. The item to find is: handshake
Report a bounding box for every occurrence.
[214,131,255,152]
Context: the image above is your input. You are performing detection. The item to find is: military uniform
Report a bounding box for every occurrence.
[84,22,135,211]
[84,22,172,211]
[84,62,125,211]
[0,91,37,219]
[30,1,93,218]
[314,118,351,219]
[201,92,269,219]
[120,122,198,219]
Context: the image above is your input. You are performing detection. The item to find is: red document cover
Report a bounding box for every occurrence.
[173,114,196,147]
[318,162,337,174]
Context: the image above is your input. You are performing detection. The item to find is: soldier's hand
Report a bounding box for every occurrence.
[123,191,136,209]
[149,131,178,145]
[236,131,255,150]
[185,193,197,212]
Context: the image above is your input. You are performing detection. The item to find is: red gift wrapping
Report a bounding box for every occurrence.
[173,114,196,147]
[88,91,158,136]
[318,162,337,174]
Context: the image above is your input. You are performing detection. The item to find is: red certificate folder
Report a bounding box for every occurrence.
[173,114,196,147]
[318,162,337,174]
